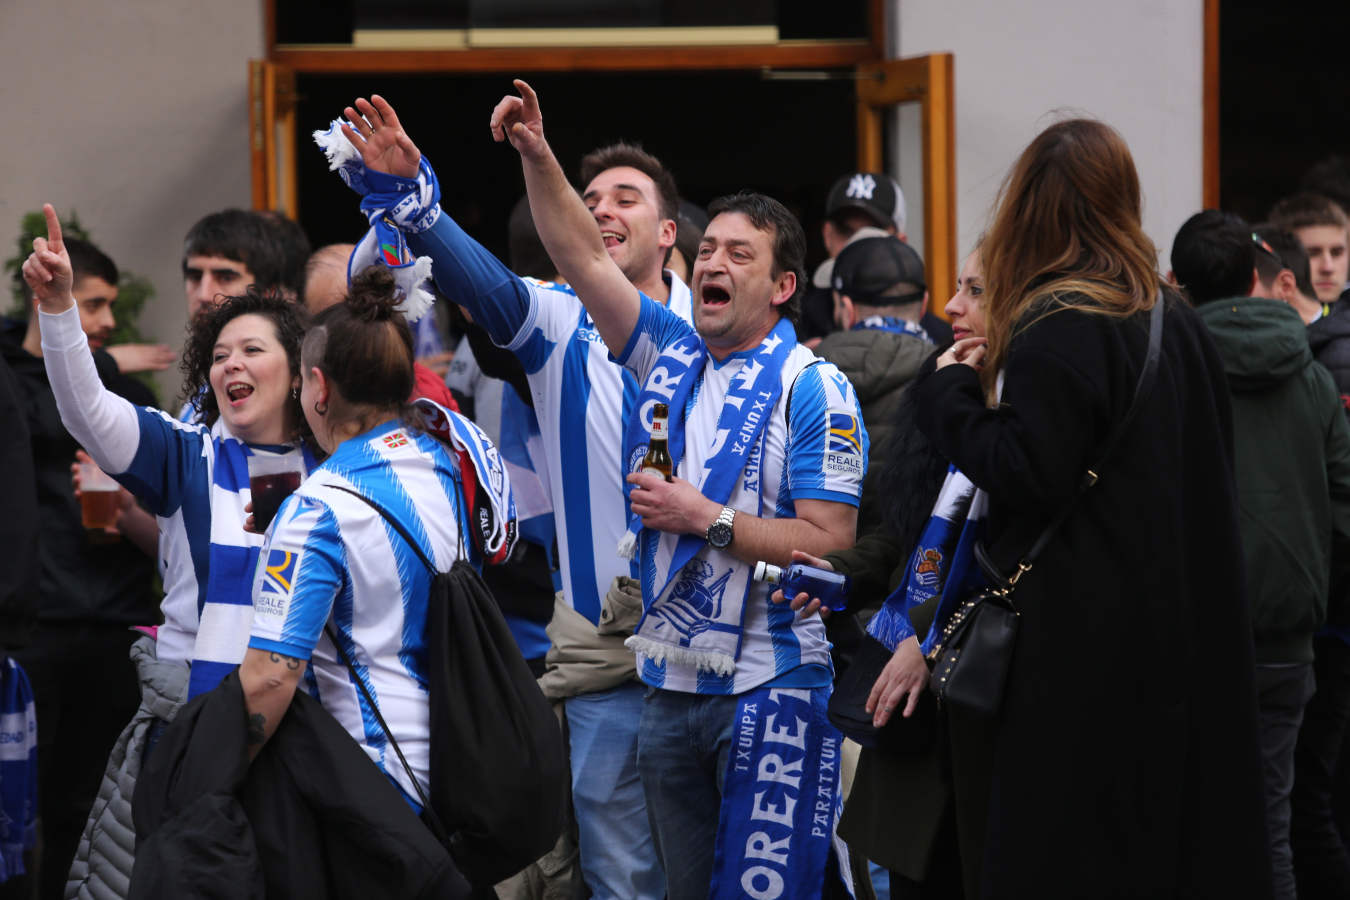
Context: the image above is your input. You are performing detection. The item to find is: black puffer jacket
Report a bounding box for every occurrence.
[1308,300,1350,415]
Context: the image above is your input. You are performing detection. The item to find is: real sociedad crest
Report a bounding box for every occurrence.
[914,548,942,588]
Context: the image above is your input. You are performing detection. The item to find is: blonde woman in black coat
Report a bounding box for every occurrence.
[912,119,1271,898]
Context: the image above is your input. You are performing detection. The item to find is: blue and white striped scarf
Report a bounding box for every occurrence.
[313,118,441,323]
[410,399,518,567]
[188,437,318,699]
[710,685,853,899]
[866,466,988,655]
[854,314,932,343]
[621,318,797,676]
[0,657,36,884]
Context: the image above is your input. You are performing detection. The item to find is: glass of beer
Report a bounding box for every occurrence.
[78,460,121,531]
[247,453,304,532]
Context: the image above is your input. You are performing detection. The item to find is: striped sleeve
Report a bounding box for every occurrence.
[785,361,868,505]
[248,494,345,660]
[117,407,212,516]
[613,291,697,383]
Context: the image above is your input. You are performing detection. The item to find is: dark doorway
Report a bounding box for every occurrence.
[1219,1,1350,220]
[294,70,858,269]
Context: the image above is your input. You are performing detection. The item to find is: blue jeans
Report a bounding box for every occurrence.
[636,689,740,900]
[565,682,665,900]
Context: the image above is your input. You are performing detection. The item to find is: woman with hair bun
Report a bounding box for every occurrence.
[910,119,1272,896]
[237,266,514,815]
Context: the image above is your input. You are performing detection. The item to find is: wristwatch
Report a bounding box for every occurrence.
[706,506,737,550]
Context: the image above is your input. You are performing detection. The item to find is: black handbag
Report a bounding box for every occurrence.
[326,485,567,887]
[929,295,1165,717]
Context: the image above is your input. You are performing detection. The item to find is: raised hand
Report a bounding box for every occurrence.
[341,95,421,179]
[21,204,74,310]
[489,79,548,161]
[106,342,177,374]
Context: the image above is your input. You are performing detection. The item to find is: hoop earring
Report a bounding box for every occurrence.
[313,399,327,416]
[291,387,299,400]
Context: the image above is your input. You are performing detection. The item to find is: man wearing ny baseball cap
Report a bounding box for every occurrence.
[800,172,952,346]
[825,171,908,241]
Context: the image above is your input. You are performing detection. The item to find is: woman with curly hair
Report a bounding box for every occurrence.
[22,204,319,895]
[26,204,316,697]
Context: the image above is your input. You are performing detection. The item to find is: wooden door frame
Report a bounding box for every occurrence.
[1203,0,1219,208]
[854,53,956,310]
[248,60,299,215]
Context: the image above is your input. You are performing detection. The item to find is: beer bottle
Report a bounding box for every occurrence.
[642,402,674,482]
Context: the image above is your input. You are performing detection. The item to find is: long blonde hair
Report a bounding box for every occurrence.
[981,118,1160,395]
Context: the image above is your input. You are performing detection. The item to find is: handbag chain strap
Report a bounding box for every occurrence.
[985,291,1166,597]
[319,483,449,841]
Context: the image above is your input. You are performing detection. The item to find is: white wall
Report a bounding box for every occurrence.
[890,0,1204,273]
[0,0,264,396]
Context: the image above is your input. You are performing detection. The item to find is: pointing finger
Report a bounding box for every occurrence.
[43,204,64,252]
[514,79,539,117]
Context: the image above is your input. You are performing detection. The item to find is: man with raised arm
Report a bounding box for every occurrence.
[490,80,867,899]
[324,94,688,900]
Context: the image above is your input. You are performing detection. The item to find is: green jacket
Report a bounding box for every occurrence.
[1198,297,1350,663]
[815,325,931,540]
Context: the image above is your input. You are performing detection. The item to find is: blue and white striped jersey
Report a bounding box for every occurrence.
[38,304,316,677]
[248,419,469,800]
[618,294,868,695]
[118,409,314,679]
[411,214,693,624]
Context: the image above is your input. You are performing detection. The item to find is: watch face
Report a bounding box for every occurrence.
[707,521,733,549]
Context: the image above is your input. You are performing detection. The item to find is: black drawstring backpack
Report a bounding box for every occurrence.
[328,485,567,887]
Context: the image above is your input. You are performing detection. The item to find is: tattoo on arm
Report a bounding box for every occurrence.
[268,650,302,671]
[246,713,266,746]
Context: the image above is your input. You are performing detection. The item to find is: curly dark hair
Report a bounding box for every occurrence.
[179,287,311,443]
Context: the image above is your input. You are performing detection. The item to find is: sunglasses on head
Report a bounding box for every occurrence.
[1252,233,1284,267]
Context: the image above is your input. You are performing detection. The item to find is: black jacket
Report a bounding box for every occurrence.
[0,353,38,648]
[0,318,156,626]
[131,671,471,900]
[915,295,1272,898]
[1308,299,1350,415]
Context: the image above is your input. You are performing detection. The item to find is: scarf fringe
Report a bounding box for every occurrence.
[625,635,736,677]
[313,119,365,190]
[393,255,435,323]
[865,603,914,653]
[615,529,637,561]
